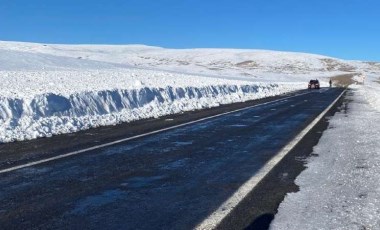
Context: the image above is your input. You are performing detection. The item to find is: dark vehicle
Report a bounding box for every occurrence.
[308,79,320,89]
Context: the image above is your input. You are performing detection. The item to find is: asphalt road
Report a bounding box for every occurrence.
[0,88,345,230]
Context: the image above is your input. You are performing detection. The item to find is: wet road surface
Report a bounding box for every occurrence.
[0,88,344,229]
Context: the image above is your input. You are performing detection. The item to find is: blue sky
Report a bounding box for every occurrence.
[1,0,380,61]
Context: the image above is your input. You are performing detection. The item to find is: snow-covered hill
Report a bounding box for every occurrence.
[0,41,366,76]
[0,41,379,142]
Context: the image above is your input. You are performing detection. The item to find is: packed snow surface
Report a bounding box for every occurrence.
[271,80,380,229]
[0,41,378,142]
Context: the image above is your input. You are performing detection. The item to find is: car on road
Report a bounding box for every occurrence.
[308,79,320,89]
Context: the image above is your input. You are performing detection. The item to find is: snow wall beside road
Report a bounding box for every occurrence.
[0,83,304,143]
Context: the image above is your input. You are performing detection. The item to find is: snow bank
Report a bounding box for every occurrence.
[271,86,380,229]
[0,69,305,142]
[359,74,380,112]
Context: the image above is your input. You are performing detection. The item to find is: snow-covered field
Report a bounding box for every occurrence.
[271,75,380,229]
[0,41,378,142]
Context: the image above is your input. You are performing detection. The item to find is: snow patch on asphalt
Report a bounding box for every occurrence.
[71,189,127,214]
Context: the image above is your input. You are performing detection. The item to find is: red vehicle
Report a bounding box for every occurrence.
[308,79,320,89]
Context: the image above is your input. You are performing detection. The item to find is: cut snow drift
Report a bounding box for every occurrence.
[0,77,303,142]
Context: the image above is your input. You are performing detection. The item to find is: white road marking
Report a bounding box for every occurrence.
[195,89,346,230]
[0,91,313,175]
